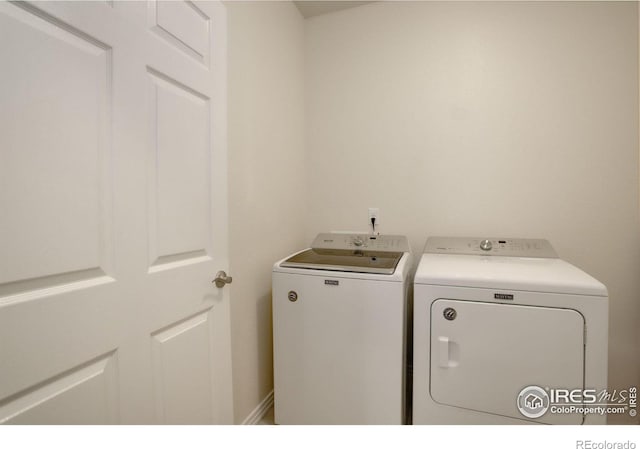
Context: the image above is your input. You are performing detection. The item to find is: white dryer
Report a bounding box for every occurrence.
[413,237,608,425]
[273,233,411,424]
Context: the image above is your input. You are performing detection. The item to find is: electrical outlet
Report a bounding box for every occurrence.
[368,208,380,228]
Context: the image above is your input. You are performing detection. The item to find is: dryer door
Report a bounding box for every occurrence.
[430,299,585,424]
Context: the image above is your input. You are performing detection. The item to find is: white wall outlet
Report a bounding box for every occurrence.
[368,208,380,229]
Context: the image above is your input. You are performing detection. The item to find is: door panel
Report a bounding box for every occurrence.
[149,0,210,65]
[0,0,232,424]
[151,309,215,424]
[0,1,112,293]
[430,299,584,424]
[147,67,211,268]
[0,352,118,424]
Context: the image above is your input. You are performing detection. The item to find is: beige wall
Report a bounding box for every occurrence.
[306,1,640,424]
[227,1,306,423]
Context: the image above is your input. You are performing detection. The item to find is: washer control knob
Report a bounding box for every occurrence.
[353,238,364,247]
[480,239,492,251]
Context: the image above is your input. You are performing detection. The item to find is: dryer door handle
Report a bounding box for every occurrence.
[438,336,450,368]
[437,336,459,368]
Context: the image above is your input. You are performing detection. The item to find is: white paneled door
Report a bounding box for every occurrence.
[0,1,232,424]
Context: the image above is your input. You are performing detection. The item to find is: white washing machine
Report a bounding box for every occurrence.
[413,237,608,425]
[272,233,412,424]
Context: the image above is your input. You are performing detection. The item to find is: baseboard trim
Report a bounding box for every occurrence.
[241,389,274,425]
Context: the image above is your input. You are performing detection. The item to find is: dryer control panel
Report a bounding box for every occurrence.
[424,237,558,258]
[312,233,410,253]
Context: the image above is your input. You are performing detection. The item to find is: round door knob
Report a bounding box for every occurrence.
[480,239,492,251]
[212,270,233,288]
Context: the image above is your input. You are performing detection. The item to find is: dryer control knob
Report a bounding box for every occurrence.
[353,238,364,247]
[480,239,492,251]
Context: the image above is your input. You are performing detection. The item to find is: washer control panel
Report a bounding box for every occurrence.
[312,233,410,253]
[424,237,558,258]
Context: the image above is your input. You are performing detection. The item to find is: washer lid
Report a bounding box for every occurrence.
[280,248,403,275]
